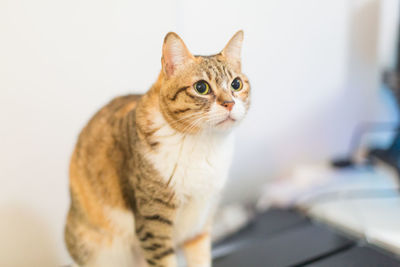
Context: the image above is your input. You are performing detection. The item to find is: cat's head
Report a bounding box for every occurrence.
[159,31,250,134]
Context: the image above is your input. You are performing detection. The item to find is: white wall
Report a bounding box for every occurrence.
[0,0,179,265]
[0,0,396,265]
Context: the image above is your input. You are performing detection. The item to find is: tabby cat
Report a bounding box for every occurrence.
[65,30,250,267]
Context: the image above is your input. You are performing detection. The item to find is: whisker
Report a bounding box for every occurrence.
[181,116,205,134]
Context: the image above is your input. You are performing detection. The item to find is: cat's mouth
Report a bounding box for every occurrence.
[216,116,236,126]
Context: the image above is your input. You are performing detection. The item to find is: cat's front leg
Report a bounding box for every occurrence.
[135,213,177,267]
[183,232,211,267]
[134,186,178,267]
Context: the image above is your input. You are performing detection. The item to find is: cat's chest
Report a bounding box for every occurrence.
[150,131,234,198]
[173,195,217,244]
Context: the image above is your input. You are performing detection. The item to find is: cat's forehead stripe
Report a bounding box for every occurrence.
[199,57,233,87]
[205,70,212,80]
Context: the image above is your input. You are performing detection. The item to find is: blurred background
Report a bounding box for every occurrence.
[1,0,399,266]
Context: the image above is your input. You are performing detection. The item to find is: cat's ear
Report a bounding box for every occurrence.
[221,30,244,69]
[162,32,194,77]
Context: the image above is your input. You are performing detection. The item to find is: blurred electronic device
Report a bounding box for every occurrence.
[331,21,400,181]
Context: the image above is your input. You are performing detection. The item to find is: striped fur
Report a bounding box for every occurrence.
[65,31,250,267]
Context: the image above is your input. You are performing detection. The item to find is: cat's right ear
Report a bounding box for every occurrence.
[162,32,194,77]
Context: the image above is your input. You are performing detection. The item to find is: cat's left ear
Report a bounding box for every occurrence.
[221,30,244,70]
[162,32,194,77]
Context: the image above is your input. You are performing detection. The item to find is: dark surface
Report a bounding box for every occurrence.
[213,223,353,267]
[307,246,400,267]
[212,209,400,267]
[214,208,307,246]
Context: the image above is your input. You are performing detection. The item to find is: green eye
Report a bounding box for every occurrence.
[194,80,210,95]
[231,77,243,91]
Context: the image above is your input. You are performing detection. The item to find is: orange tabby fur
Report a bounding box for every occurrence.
[65,31,250,267]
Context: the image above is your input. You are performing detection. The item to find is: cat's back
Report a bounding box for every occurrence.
[68,94,142,219]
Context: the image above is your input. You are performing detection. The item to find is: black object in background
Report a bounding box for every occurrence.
[213,209,400,267]
[308,246,400,267]
[370,13,400,177]
[331,17,400,176]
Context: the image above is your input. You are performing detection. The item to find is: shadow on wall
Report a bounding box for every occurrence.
[0,203,61,267]
[345,0,380,118]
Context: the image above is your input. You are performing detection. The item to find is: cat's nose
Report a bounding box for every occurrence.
[221,100,235,111]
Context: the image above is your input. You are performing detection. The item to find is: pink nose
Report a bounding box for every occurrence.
[221,100,235,111]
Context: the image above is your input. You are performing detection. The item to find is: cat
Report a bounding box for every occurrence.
[65,30,250,267]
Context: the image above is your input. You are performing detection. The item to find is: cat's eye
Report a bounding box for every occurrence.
[231,77,243,91]
[194,80,210,95]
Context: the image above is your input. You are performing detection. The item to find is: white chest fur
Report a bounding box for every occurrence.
[155,131,234,197]
[146,118,235,243]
